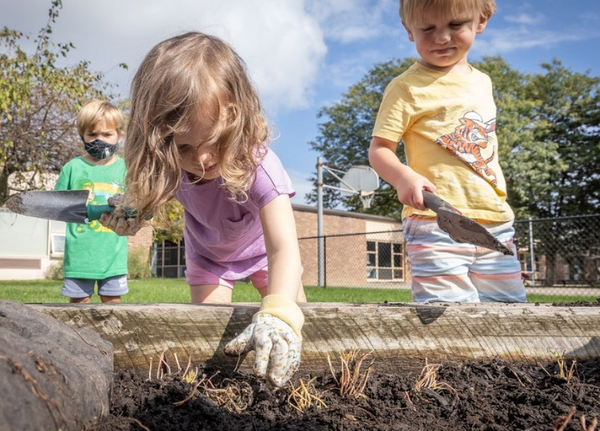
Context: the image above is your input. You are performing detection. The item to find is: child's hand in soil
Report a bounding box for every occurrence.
[99,194,141,236]
[224,296,303,387]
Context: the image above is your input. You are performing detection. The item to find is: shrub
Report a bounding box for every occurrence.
[128,246,152,279]
[46,259,64,280]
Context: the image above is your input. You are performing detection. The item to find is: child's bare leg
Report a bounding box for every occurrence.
[256,281,306,303]
[256,286,267,298]
[296,282,307,303]
[69,297,91,303]
[100,295,121,304]
[190,284,233,304]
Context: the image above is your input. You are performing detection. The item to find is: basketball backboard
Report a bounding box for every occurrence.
[338,165,379,197]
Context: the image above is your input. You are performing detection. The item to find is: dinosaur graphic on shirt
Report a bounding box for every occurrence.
[436,111,498,187]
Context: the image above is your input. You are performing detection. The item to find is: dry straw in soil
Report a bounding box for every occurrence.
[327,348,374,399]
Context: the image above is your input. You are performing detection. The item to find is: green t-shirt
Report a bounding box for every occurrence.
[54,156,128,279]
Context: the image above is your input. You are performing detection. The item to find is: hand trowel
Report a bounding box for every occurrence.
[422,190,514,256]
[5,190,124,224]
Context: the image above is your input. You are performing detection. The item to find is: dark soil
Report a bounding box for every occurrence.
[552,299,600,307]
[96,356,600,431]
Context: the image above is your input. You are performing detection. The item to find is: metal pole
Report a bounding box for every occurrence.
[528,217,536,285]
[317,157,324,287]
[323,235,327,287]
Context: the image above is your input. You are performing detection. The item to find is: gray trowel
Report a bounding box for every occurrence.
[422,190,514,256]
[5,190,125,224]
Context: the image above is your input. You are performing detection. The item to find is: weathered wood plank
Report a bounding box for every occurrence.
[30,303,600,372]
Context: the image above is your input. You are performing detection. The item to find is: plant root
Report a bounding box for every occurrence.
[327,348,374,400]
[414,359,459,404]
[553,406,576,431]
[287,377,327,413]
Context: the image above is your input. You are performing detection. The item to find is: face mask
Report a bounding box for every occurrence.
[82,138,119,160]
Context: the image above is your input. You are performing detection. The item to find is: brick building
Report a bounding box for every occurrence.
[1,167,405,287]
[154,204,409,289]
[293,204,408,289]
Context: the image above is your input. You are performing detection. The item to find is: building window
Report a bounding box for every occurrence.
[153,240,186,278]
[518,250,541,280]
[50,233,65,256]
[367,240,404,281]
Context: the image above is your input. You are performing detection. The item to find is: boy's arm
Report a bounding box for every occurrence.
[368,136,436,211]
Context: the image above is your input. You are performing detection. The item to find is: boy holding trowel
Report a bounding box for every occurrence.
[369,0,526,303]
[54,100,129,303]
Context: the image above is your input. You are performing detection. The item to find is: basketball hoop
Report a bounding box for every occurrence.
[360,191,375,209]
[317,160,379,210]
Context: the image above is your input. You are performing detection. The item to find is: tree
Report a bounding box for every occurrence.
[152,199,186,243]
[516,60,600,286]
[520,60,600,218]
[0,0,120,204]
[307,58,416,218]
[472,57,536,219]
[308,57,600,220]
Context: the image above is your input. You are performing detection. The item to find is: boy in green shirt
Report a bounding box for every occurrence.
[54,100,128,303]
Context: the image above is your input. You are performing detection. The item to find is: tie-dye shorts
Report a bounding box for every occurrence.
[403,215,527,303]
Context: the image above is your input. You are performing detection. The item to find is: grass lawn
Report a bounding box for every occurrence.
[0,278,413,303]
[0,278,596,304]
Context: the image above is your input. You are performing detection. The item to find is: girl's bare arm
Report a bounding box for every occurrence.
[259,194,302,301]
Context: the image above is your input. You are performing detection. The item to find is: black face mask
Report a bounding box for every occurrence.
[82,138,119,160]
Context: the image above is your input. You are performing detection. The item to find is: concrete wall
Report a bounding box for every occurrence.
[0,209,153,280]
[0,210,61,280]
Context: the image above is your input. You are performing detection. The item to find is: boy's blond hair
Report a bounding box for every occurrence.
[400,0,496,28]
[76,100,124,137]
[125,32,270,222]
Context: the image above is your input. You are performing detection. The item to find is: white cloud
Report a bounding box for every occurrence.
[474,27,588,55]
[504,13,544,25]
[307,0,397,43]
[1,0,327,113]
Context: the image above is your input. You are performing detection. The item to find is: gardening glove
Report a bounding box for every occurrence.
[99,194,141,236]
[224,294,304,387]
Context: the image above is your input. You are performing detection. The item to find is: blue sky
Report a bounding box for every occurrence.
[2,0,599,204]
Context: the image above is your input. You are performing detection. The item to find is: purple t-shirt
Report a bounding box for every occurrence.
[176,149,295,279]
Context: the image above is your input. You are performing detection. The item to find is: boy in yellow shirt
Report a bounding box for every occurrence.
[369,0,526,303]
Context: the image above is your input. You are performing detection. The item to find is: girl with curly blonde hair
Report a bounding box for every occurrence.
[101,32,305,387]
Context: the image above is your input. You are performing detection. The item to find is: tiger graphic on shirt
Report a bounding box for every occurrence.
[436,111,498,187]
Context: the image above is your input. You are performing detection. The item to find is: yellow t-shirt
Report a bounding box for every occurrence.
[372,62,514,223]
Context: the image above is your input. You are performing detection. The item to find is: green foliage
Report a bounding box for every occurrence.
[152,198,185,243]
[307,58,417,217]
[521,60,600,218]
[0,0,125,204]
[308,56,600,219]
[128,246,151,279]
[472,57,537,218]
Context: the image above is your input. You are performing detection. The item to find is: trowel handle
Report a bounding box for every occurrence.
[422,190,456,213]
[86,204,138,222]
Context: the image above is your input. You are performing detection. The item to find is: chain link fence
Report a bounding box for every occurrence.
[299,215,600,298]
[298,229,410,290]
[514,215,600,296]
